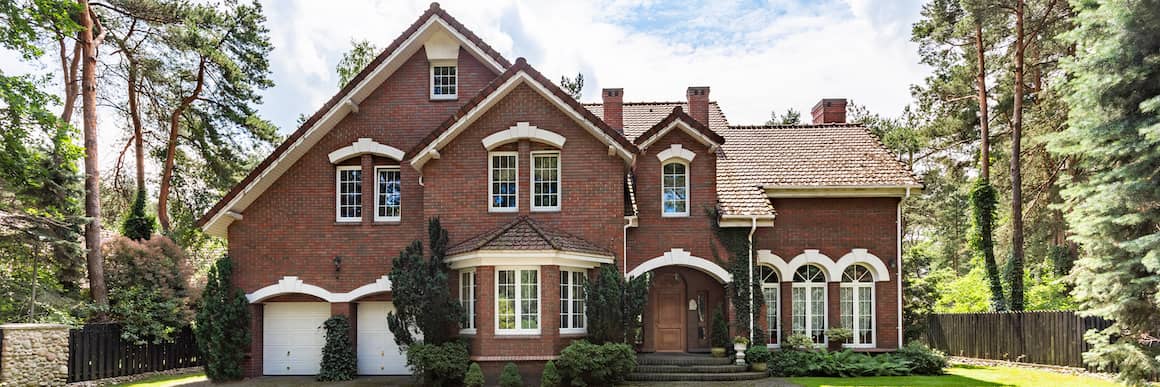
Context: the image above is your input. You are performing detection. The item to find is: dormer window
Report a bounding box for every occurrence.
[431,61,457,100]
[662,162,689,216]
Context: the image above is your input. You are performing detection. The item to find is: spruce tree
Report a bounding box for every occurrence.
[194,258,250,381]
[1050,0,1160,383]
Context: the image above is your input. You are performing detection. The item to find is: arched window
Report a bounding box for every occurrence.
[792,264,827,345]
[840,264,875,347]
[661,162,688,216]
[759,266,780,346]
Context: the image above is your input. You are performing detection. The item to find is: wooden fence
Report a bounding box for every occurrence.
[68,323,202,383]
[924,311,1112,370]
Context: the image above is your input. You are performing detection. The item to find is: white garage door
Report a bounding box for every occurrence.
[263,302,329,375]
[357,302,409,375]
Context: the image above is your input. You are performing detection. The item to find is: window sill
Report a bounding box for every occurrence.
[559,330,587,337]
[765,344,781,349]
[842,344,877,350]
[494,333,542,339]
[489,208,519,213]
[661,213,690,218]
[334,220,362,225]
[459,328,477,336]
[531,208,561,213]
[430,95,458,101]
[372,219,402,225]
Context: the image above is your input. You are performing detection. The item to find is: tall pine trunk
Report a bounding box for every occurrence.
[157,59,206,232]
[1008,0,1026,311]
[79,0,107,307]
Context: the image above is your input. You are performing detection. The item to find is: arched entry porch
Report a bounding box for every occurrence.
[631,249,730,353]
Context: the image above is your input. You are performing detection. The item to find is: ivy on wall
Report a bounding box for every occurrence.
[706,208,765,343]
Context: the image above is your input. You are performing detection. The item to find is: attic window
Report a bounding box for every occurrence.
[431,60,457,100]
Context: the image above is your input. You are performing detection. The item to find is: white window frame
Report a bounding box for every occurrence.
[459,269,476,334]
[792,265,828,347]
[559,269,586,334]
[373,166,401,222]
[495,266,541,335]
[760,266,780,348]
[489,152,518,212]
[840,266,876,348]
[531,151,561,212]
[430,59,457,100]
[335,165,362,222]
[661,161,689,217]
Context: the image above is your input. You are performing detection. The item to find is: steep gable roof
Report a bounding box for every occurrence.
[632,106,726,149]
[446,216,614,257]
[198,3,510,237]
[585,102,731,141]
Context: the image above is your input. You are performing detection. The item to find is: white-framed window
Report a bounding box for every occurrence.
[489,152,518,212]
[430,62,457,100]
[759,266,780,347]
[496,267,539,335]
[459,270,476,332]
[662,161,688,216]
[336,165,362,222]
[532,151,560,211]
[840,265,875,347]
[559,269,586,333]
[792,264,827,346]
[374,166,401,221]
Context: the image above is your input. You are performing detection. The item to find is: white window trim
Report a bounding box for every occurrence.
[335,165,362,222]
[489,152,519,212]
[430,59,457,100]
[373,166,401,222]
[459,269,476,335]
[559,269,587,335]
[661,161,690,217]
[531,151,561,212]
[763,282,781,348]
[840,282,876,348]
[792,282,828,347]
[495,266,541,335]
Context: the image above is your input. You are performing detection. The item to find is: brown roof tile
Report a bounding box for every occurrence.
[446,216,614,257]
[632,106,726,146]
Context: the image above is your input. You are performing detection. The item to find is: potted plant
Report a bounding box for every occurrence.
[826,327,853,352]
[710,306,729,357]
[733,335,750,352]
[745,345,771,372]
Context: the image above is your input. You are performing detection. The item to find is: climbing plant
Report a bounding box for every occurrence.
[317,315,357,381]
[707,208,764,342]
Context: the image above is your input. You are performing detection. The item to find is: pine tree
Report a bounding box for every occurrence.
[1050,0,1160,383]
[194,258,250,381]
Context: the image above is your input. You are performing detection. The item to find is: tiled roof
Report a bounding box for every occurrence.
[584,102,731,141]
[632,106,726,146]
[446,216,614,257]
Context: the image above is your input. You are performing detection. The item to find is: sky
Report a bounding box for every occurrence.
[1,0,930,169]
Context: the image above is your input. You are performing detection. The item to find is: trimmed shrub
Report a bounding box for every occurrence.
[897,342,947,375]
[540,360,561,387]
[556,340,636,386]
[499,362,523,387]
[746,345,771,364]
[317,315,357,381]
[463,362,484,387]
[405,341,470,386]
[194,258,250,382]
[710,305,729,348]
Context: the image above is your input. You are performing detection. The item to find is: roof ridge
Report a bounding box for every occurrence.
[727,123,867,129]
[475,216,527,249]
[583,101,722,106]
[520,217,561,250]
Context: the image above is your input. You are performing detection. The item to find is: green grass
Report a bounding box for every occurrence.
[789,364,1124,387]
[111,372,207,387]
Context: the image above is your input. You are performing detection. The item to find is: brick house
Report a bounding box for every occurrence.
[197,3,921,377]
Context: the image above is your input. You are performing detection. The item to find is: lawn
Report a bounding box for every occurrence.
[790,364,1123,387]
[111,372,207,387]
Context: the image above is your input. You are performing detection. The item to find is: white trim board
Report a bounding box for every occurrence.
[247,275,392,303]
[755,248,889,283]
[626,248,731,283]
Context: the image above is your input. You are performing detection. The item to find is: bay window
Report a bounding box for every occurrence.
[559,269,586,333]
[460,270,476,332]
[496,268,539,334]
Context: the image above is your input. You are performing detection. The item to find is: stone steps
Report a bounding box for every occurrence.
[635,355,734,366]
[630,354,767,382]
[635,364,749,373]
[625,371,769,382]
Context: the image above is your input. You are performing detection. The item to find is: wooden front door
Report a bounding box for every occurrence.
[652,272,686,352]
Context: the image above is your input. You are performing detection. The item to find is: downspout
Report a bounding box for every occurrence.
[897,188,910,349]
[748,215,758,342]
[623,218,631,275]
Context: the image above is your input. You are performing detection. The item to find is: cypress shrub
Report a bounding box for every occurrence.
[194,258,250,382]
[463,362,485,387]
[540,360,561,387]
[499,362,523,387]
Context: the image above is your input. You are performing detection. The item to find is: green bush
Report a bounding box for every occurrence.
[768,350,914,377]
[121,188,155,241]
[104,235,194,344]
[783,333,816,351]
[555,340,636,386]
[710,305,729,348]
[317,315,357,381]
[896,342,947,375]
[463,362,484,387]
[540,360,561,387]
[826,327,853,344]
[405,341,470,386]
[194,258,250,382]
[745,345,771,363]
[499,362,523,387]
[584,264,649,344]
[768,349,814,376]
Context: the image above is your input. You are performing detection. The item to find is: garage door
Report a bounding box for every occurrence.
[263,302,329,375]
[357,302,409,375]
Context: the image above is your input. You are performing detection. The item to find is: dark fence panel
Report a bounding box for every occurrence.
[924,311,1112,370]
[67,323,202,383]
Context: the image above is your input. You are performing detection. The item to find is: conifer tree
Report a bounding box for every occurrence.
[194,257,250,381]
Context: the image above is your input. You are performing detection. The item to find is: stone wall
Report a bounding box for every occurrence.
[0,324,69,387]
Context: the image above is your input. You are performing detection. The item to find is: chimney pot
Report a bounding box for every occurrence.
[686,86,710,125]
[602,88,624,132]
[811,98,847,124]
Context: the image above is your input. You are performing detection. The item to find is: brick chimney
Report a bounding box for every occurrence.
[602,88,623,132]
[686,86,710,125]
[811,98,847,124]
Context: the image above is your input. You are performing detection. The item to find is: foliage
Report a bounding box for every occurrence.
[121,189,156,241]
[768,350,913,377]
[317,315,357,381]
[499,362,523,387]
[766,108,802,125]
[896,342,947,375]
[734,335,750,345]
[934,259,991,313]
[902,242,939,341]
[709,208,763,341]
[405,341,470,387]
[540,360,560,387]
[103,236,194,343]
[555,340,636,387]
[336,39,379,87]
[710,305,730,348]
[745,345,771,363]
[559,72,583,100]
[1049,0,1160,383]
[826,327,853,344]
[583,263,648,344]
[194,258,250,382]
[387,218,463,346]
[463,362,484,387]
[969,178,1005,311]
[784,333,817,352]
